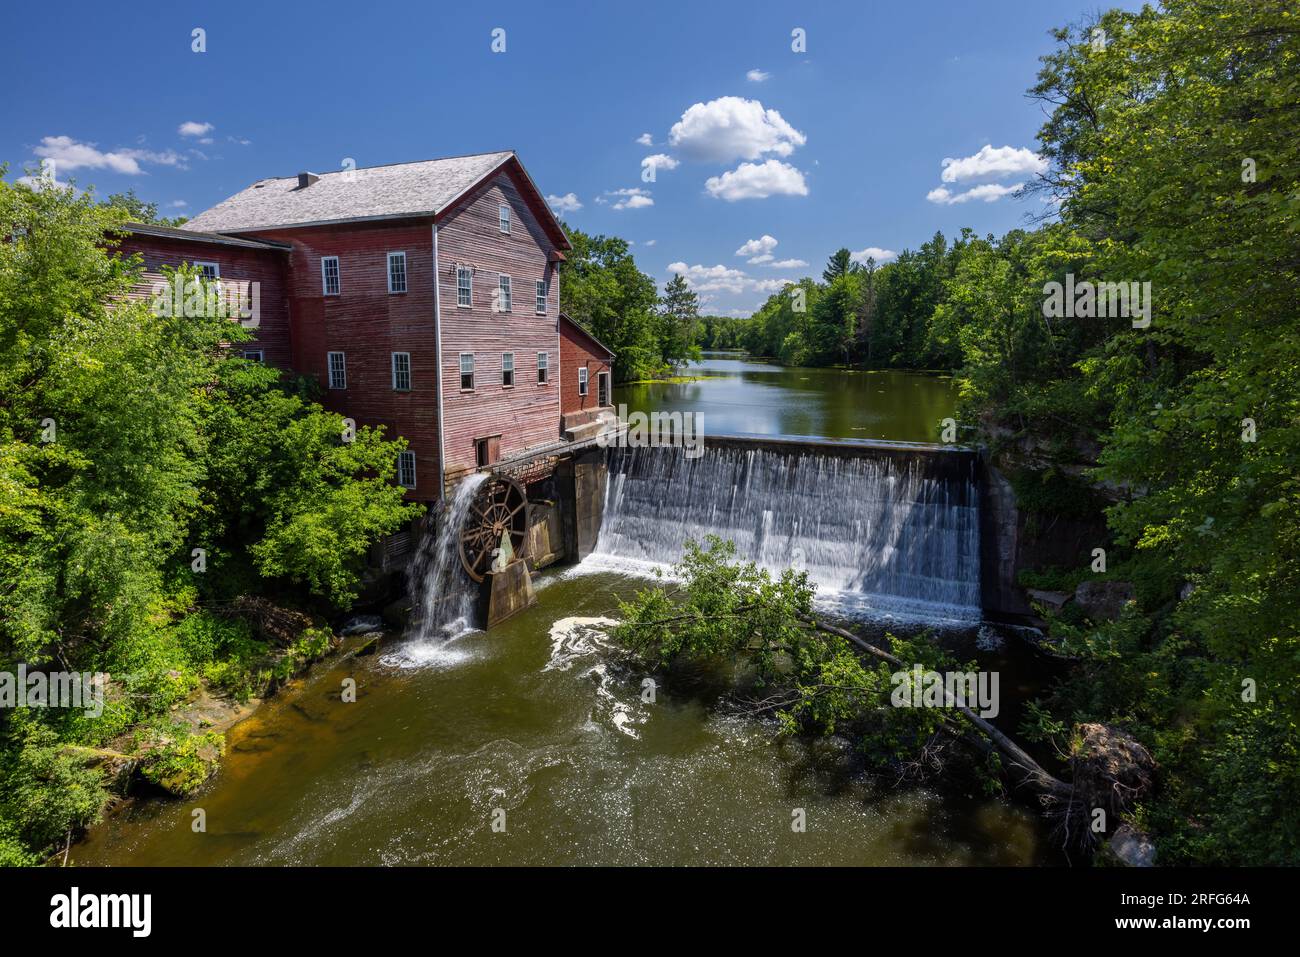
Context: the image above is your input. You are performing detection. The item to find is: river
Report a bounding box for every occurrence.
[76,355,1054,866]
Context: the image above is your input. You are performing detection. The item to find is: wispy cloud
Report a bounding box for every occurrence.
[31,135,186,175]
[926,183,1022,205]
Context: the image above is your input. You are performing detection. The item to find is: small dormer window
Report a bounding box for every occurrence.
[498,204,510,234]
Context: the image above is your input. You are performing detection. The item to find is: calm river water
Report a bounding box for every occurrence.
[616,352,958,443]
[77,355,1053,866]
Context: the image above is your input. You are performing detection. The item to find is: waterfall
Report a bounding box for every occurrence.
[406,472,489,643]
[587,444,981,621]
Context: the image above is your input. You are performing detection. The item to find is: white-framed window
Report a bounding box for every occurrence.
[194,261,220,280]
[537,351,548,384]
[242,350,264,363]
[578,366,589,396]
[387,251,407,294]
[321,256,340,296]
[456,265,472,307]
[501,352,514,388]
[397,451,417,489]
[327,351,346,389]
[496,275,512,313]
[459,353,475,391]
[498,204,511,233]
[535,279,548,314]
[391,351,411,391]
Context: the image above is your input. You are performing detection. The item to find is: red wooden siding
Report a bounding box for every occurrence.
[436,169,563,485]
[560,317,615,415]
[242,219,443,502]
[112,234,292,369]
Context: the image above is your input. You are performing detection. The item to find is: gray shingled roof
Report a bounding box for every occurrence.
[182,151,514,233]
[122,222,291,250]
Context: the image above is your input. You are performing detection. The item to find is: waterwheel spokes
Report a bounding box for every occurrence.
[458,474,530,582]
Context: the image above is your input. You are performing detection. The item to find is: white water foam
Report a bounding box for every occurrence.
[383,473,489,668]
[588,445,983,624]
[544,616,644,739]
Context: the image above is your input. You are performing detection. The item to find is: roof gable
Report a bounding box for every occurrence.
[182,151,546,236]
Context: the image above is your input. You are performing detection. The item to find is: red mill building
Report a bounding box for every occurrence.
[116,151,617,507]
[116,152,619,612]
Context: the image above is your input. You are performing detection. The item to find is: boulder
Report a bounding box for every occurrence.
[1026,588,1070,612]
[1074,580,1135,621]
[352,635,381,658]
[340,614,383,636]
[382,597,412,629]
[1109,824,1157,867]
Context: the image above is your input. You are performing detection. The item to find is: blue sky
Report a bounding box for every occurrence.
[1,0,1138,315]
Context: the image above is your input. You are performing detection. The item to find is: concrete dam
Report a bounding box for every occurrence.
[583,436,983,622]
[401,433,1044,632]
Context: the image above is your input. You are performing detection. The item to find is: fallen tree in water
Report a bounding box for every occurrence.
[610,537,1158,855]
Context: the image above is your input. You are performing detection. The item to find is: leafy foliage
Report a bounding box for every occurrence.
[0,173,417,862]
[614,537,966,766]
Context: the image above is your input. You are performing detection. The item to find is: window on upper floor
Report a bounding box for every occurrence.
[387,252,407,293]
[327,351,346,389]
[496,275,512,313]
[456,265,472,307]
[459,353,475,391]
[194,261,220,280]
[391,351,411,391]
[502,352,514,388]
[321,256,340,296]
[535,279,548,314]
[578,366,589,396]
[397,451,417,489]
[499,204,511,234]
[537,351,548,384]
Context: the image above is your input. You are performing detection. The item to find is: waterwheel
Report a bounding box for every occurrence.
[459,475,529,582]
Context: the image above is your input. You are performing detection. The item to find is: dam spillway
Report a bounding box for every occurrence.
[586,438,982,622]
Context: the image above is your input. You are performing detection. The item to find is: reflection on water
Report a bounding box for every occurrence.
[616,353,958,443]
[75,572,1048,867]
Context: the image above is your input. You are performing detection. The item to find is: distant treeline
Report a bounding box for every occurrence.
[695,234,994,372]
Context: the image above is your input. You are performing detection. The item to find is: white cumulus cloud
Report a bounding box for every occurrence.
[640,154,679,175]
[602,187,653,210]
[940,144,1046,183]
[705,159,808,201]
[735,234,778,258]
[668,96,806,163]
[667,262,795,296]
[636,132,654,146]
[768,258,809,268]
[746,69,770,83]
[547,192,583,214]
[178,121,214,138]
[851,246,897,264]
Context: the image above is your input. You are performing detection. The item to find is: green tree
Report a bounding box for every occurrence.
[657,273,702,368]
[821,247,858,283]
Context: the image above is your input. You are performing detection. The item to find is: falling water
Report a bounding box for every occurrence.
[587,444,982,621]
[406,472,489,644]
